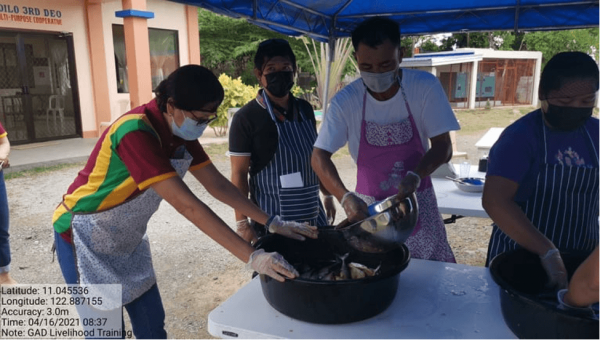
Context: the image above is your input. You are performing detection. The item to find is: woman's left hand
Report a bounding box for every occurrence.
[267,215,318,241]
[248,249,298,282]
[323,195,336,225]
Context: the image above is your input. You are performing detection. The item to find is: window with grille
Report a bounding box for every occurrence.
[112,25,180,93]
[0,43,35,89]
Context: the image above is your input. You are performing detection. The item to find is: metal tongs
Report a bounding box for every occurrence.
[334,193,419,253]
[445,176,482,185]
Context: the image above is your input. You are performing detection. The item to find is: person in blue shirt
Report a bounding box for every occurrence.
[483,51,599,290]
[0,120,15,285]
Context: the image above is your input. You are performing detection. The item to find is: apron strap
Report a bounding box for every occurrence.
[583,125,599,167]
[60,196,74,214]
[262,90,297,123]
[398,80,412,116]
[541,114,549,164]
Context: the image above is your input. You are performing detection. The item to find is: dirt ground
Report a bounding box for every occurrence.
[4,132,493,339]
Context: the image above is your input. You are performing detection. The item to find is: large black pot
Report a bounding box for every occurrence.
[489,248,599,339]
[254,229,410,324]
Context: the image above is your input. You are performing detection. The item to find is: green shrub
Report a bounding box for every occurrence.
[485,99,491,110]
[212,74,260,136]
[292,85,320,109]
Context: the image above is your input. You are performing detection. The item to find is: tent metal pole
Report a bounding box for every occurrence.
[514,0,521,33]
[322,36,336,119]
[247,17,329,40]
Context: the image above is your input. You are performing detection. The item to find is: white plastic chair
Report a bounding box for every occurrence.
[2,96,23,128]
[46,95,65,134]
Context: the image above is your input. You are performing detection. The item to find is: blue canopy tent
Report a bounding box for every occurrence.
[171,0,599,113]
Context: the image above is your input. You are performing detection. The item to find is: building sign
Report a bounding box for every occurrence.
[0,4,62,25]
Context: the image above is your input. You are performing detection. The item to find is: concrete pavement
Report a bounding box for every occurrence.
[5,129,228,173]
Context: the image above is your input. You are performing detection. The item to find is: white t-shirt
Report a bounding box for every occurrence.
[315,68,461,163]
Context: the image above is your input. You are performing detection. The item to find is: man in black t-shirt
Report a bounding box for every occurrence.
[229,39,336,243]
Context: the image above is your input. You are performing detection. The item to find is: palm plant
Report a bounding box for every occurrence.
[301,37,355,117]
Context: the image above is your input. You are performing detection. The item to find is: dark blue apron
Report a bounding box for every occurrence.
[249,92,327,233]
[486,116,599,265]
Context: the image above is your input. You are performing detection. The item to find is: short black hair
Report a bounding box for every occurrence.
[154,64,224,112]
[254,39,297,72]
[351,17,401,51]
[539,51,599,98]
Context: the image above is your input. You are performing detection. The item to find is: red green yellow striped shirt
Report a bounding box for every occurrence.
[52,99,211,240]
[0,121,6,139]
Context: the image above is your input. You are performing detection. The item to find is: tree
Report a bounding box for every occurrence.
[198,9,313,84]
[198,8,358,110]
[438,32,515,50]
[522,28,599,67]
[419,40,441,53]
[301,37,355,111]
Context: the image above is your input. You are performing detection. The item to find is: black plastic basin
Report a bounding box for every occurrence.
[490,248,598,339]
[254,230,410,324]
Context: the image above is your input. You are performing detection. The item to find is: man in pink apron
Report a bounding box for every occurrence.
[312,17,459,262]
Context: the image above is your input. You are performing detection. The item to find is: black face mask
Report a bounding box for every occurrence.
[543,104,593,131]
[265,71,294,98]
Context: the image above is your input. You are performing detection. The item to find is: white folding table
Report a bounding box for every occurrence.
[208,259,516,339]
[475,127,504,159]
[431,165,489,220]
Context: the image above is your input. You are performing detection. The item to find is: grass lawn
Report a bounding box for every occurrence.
[456,106,600,136]
[204,106,600,160]
[454,106,533,135]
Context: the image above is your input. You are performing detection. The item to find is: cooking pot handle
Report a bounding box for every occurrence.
[335,218,350,229]
[252,234,269,250]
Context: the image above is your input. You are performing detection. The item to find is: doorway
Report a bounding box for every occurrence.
[0,30,81,144]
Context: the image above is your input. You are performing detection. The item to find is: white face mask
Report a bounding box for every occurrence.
[361,69,398,93]
[171,116,208,141]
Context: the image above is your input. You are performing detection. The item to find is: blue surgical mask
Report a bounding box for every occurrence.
[171,116,208,141]
[361,69,398,93]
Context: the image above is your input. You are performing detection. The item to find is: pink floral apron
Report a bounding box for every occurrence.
[355,81,455,262]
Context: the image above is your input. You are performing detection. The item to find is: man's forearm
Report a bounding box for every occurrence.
[311,148,348,202]
[319,182,331,196]
[413,136,452,179]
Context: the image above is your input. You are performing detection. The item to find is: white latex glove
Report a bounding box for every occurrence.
[323,195,336,225]
[235,219,258,244]
[267,215,318,241]
[557,289,597,319]
[540,249,568,290]
[248,249,299,282]
[340,192,369,223]
[397,171,421,200]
